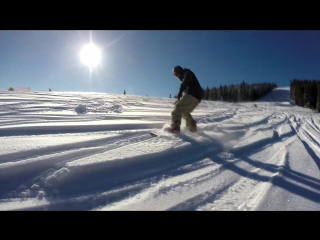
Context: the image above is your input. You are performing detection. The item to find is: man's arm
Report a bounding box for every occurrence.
[179,70,192,92]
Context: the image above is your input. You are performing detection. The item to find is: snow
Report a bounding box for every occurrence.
[1,87,320,211]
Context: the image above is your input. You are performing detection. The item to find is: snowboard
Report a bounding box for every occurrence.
[150,126,180,137]
[150,132,159,137]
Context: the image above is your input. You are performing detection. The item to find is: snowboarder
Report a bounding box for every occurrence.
[170,65,204,133]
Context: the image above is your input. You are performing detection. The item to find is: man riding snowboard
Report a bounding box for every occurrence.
[170,65,204,133]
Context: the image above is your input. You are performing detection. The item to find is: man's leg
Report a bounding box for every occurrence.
[171,94,197,131]
[181,95,199,132]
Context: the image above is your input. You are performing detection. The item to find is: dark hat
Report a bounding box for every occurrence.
[172,65,184,75]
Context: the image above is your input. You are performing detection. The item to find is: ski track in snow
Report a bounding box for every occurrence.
[1,89,320,210]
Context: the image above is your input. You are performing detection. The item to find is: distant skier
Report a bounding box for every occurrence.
[170,65,204,133]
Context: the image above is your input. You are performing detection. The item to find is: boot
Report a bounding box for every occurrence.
[169,121,180,133]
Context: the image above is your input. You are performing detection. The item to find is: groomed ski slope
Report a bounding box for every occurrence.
[0,87,320,211]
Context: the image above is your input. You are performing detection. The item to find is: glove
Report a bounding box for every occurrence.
[177,91,182,100]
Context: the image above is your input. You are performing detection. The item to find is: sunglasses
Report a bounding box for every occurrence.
[173,72,179,77]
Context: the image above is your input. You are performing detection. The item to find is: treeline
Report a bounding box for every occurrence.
[290,79,320,112]
[199,81,277,102]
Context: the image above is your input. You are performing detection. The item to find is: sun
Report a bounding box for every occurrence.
[79,43,101,68]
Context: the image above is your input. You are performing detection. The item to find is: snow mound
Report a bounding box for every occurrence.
[108,104,122,113]
[75,104,87,114]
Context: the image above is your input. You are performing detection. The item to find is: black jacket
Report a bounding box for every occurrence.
[178,68,204,102]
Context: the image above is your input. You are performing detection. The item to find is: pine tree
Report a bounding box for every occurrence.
[316,82,320,112]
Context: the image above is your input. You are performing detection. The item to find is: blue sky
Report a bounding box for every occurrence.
[0,30,320,97]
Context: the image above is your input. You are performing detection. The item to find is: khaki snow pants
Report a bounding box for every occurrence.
[171,94,200,130]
